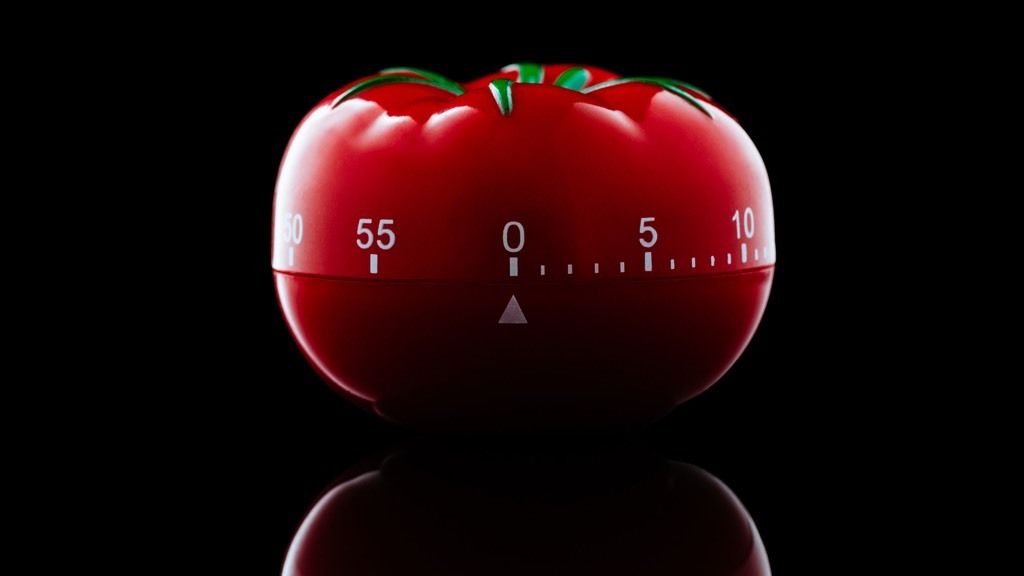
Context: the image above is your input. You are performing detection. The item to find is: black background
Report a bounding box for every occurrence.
[171,25,907,574]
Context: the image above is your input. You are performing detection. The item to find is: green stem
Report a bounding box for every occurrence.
[379,67,465,94]
[489,78,514,116]
[331,74,464,108]
[503,63,544,84]
[641,77,710,98]
[583,77,712,117]
[553,67,591,90]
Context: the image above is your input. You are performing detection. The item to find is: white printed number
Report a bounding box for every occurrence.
[639,217,658,248]
[732,208,755,239]
[279,212,303,244]
[503,221,524,253]
[356,218,396,250]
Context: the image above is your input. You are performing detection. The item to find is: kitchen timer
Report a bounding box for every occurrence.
[273,64,775,431]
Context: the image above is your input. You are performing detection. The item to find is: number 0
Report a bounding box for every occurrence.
[503,221,524,253]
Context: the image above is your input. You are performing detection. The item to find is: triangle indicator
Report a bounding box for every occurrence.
[498,295,528,324]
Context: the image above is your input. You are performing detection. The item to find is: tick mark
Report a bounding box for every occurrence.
[567,264,573,275]
[691,257,696,268]
[509,257,519,277]
[540,265,546,275]
[619,262,625,273]
[370,253,378,274]
[644,252,653,272]
[594,263,599,273]
[288,246,294,266]
[670,258,675,270]
[727,253,732,265]
[711,255,716,267]
[741,243,748,263]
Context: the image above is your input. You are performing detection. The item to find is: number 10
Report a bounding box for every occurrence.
[732,208,755,239]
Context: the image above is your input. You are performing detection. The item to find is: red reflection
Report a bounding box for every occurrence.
[283,442,769,575]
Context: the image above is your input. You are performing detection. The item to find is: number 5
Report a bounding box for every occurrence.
[376,219,395,250]
[356,218,374,249]
[639,217,658,248]
[280,215,292,243]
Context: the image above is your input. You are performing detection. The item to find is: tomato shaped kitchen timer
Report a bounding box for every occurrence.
[273,64,775,432]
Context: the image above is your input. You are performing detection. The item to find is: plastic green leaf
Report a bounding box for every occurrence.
[553,67,591,90]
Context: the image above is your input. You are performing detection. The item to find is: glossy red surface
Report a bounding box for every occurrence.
[276,269,771,431]
[273,64,775,430]
[282,442,771,575]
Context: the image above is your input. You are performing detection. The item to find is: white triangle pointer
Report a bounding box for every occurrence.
[498,295,528,324]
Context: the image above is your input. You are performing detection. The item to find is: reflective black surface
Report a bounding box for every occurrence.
[282,441,769,575]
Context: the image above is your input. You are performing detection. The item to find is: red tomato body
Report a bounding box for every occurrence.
[273,64,775,432]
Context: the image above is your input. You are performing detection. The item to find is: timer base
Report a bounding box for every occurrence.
[276,268,772,433]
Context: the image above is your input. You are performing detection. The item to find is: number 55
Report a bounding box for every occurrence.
[356,218,396,250]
